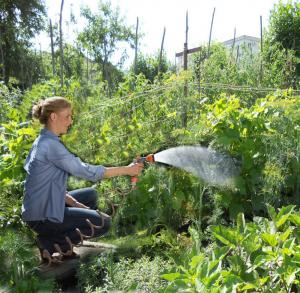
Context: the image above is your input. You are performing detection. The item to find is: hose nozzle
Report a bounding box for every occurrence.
[137,154,155,164]
[131,154,155,188]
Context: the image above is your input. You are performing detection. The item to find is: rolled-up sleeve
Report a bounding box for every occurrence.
[47,140,105,182]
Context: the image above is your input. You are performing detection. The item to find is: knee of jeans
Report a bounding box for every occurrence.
[89,188,98,203]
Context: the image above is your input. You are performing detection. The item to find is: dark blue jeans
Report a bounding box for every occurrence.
[27,188,111,255]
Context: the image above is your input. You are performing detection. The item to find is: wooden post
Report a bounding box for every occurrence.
[207,7,216,57]
[86,49,89,81]
[260,15,263,83]
[182,11,188,128]
[236,45,240,63]
[134,17,139,75]
[230,27,236,61]
[39,43,44,79]
[158,26,166,77]
[0,31,4,80]
[49,19,55,76]
[59,0,64,89]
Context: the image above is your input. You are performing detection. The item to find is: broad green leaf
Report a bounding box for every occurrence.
[276,214,292,229]
[289,214,300,226]
[240,283,257,290]
[279,227,293,243]
[276,205,295,228]
[17,128,36,137]
[228,255,246,273]
[210,226,238,247]
[252,254,274,269]
[202,272,221,288]
[212,246,230,261]
[161,272,182,281]
[190,255,205,270]
[261,233,278,247]
[198,261,209,279]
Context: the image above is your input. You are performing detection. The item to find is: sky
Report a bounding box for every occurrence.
[37,0,284,65]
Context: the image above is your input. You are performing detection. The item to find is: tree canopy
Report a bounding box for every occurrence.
[0,0,46,85]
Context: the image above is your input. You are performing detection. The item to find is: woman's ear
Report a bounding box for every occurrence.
[49,112,57,122]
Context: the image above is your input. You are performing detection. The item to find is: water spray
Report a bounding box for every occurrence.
[131,146,239,188]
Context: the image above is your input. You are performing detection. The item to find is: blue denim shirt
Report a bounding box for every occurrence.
[22,128,105,223]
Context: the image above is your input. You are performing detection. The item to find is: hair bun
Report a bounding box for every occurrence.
[32,101,43,119]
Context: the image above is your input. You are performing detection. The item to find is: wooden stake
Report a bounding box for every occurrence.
[207,7,216,57]
[49,19,55,76]
[158,27,166,76]
[134,17,139,75]
[260,15,263,83]
[59,0,64,89]
[230,27,236,61]
[182,11,188,128]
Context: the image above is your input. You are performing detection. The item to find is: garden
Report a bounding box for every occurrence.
[1,0,300,292]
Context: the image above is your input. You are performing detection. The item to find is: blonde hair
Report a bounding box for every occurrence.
[32,97,72,125]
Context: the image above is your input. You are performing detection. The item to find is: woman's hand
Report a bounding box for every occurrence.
[66,193,90,209]
[126,162,144,177]
[74,201,90,209]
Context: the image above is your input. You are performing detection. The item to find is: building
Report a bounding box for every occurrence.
[222,35,261,58]
[175,35,261,71]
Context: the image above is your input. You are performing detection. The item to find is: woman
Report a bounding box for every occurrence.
[22,96,143,264]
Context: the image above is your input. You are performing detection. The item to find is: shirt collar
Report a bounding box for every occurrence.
[40,128,60,141]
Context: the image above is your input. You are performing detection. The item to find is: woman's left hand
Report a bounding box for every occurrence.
[74,201,90,209]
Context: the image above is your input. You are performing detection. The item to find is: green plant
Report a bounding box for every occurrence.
[0,230,55,292]
[78,252,173,292]
[162,205,300,292]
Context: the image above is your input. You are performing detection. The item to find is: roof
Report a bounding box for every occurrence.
[223,35,260,46]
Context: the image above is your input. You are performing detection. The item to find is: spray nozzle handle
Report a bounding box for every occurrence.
[136,154,155,164]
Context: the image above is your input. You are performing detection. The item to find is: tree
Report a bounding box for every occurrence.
[268,0,300,57]
[0,0,46,85]
[78,1,135,90]
[264,0,300,86]
[132,52,170,83]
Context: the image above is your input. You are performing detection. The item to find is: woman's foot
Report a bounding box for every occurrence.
[39,249,62,266]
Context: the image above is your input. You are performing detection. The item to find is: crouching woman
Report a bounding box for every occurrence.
[22,96,143,264]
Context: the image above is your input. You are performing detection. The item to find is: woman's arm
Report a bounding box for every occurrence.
[103,163,144,178]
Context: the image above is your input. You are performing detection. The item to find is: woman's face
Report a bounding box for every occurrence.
[50,107,73,135]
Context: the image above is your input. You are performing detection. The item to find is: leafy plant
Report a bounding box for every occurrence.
[78,252,172,292]
[0,230,55,292]
[162,206,300,292]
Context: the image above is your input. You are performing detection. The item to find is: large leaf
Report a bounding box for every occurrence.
[210,226,239,247]
[261,233,278,247]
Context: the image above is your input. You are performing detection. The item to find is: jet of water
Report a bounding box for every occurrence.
[153,146,239,187]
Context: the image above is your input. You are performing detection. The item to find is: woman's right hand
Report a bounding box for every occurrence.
[127,162,144,177]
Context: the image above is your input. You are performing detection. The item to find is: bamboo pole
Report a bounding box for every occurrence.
[0,31,4,80]
[230,27,236,62]
[207,7,216,57]
[260,15,263,84]
[39,43,44,79]
[158,26,166,77]
[49,19,55,76]
[86,49,89,81]
[182,11,188,128]
[59,0,64,89]
[134,17,139,75]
